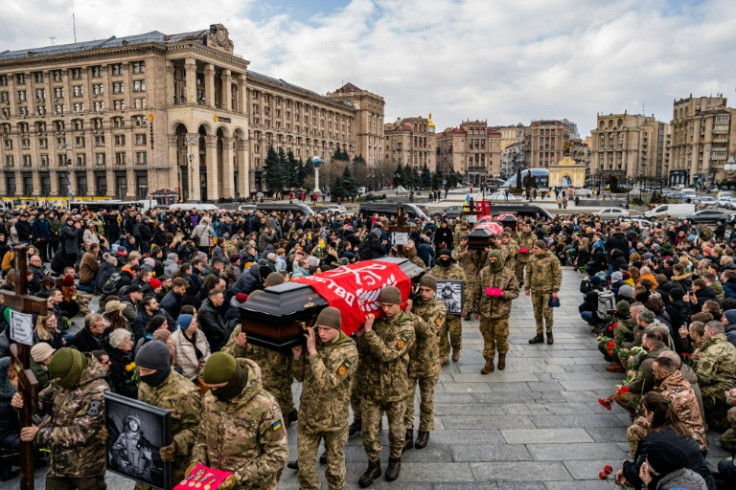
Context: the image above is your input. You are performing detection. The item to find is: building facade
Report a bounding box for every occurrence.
[500,139,528,179]
[526,119,577,169]
[669,95,736,188]
[383,115,436,171]
[590,113,669,187]
[0,24,384,200]
[435,120,501,185]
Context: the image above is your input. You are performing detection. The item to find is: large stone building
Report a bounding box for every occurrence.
[383,115,436,171]
[669,95,736,188]
[526,119,578,169]
[590,113,669,186]
[435,120,501,185]
[0,24,384,200]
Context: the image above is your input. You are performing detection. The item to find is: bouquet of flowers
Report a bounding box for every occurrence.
[598,396,614,410]
[598,464,630,487]
[626,346,647,371]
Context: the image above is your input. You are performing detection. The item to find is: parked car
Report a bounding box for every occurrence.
[698,196,718,207]
[314,204,347,214]
[682,209,732,224]
[718,196,735,208]
[430,205,464,219]
[644,203,696,218]
[594,207,630,220]
[487,191,522,201]
[357,186,367,195]
[622,218,654,229]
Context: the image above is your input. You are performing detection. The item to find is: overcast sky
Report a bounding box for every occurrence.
[2,0,735,137]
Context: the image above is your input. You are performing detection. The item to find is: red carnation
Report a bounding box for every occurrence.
[599,471,607,480]
[604,465,614,474]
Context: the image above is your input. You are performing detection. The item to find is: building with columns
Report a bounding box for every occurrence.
[435,120,502,185]
[0,24,384,200]
[383,115,436,171]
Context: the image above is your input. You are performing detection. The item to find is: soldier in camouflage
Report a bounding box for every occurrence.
[222,289,297,426]
[356,286,415,487]
[695,322,736,431]
[501,231,519,273]
[403,274,445,452]
[722,387,736,450]
[191,353,288,490]
[474,250,520,374]
[430,248,467,364]
[514,223,536,288]
[135,341,202,488]
[404,239,427,269]
[525,240,562,344]
[291,307,358,490]
[14,347,110,490]
[456,233,486,319]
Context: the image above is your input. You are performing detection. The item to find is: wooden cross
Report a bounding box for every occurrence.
[6,244,48,490]
[388,206,412,257]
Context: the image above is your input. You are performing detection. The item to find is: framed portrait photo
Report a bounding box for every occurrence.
[105,392,172,490]
[436,280,464,315]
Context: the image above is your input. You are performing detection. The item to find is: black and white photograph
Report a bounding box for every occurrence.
[105,392,171,490]
[436,280,464,315]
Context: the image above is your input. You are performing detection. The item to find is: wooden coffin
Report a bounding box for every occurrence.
[239,257,426,351]
[468,226,494,250]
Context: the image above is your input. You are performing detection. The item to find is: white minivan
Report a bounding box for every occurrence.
[681,188,697,200]
[644,203,696,218]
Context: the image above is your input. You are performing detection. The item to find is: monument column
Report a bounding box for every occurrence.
[221,69,232,112]
[205,134,219,201]
[190,133,202,201]
[184,59,197,105]
[220,135,234,198]
[204,63,215,108]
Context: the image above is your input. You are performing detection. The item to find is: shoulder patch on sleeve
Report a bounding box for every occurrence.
[336,359,352,378]
[86,400,102,417]
[397,334,409,350]
[435,314,444,327]
[271,420,283,432]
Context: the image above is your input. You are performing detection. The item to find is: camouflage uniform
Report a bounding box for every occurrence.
[405,248,426,270]
[136,369,202,488]
[35,355,110,490]
[514,232,536,287]
[191,358,288,489]
[357,312,415,462]
[722,393,736,450]
[429,261,467,358]
[223,324,295,420]
[474,264,520,361]
[503,237,519,274]
[613,344,669,414]
[695,333,736,431]
[292,331,358,490]
[526,250,562,335]
[456,248,487,314]
[404,298,445,431]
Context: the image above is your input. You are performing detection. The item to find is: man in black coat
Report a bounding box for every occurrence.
[131,296,175,342]
[60,217,82,268]
[605,227,630,260]
[160,278,187,319]
[197,289,227,351]
[69,313,108,353]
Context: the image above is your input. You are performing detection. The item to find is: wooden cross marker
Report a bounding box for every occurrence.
[6,244,48,490]
[388,206,412,257]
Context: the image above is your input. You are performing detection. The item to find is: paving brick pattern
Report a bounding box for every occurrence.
[15,268,728,489]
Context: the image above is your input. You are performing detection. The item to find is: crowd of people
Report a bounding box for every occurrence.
[1,200,734,488]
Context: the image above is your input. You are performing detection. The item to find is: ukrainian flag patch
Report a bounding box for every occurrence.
[271,420,283,432]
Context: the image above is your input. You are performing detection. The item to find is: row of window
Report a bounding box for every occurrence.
[0,62,145,86]
[0,96,148,117]
[3,133,147,149]
[3,151,148,167]
[0,116,147,136]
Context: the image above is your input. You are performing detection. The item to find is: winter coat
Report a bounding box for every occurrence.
[164,253,180,278]
[170,329,211,380]
[160,290,183,320]
[104,345,138,399]
[197,299,227,352]
[232,264,264,295]
[60,224,81,256]
[95,262,118,293]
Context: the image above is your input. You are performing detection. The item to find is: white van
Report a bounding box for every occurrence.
[169,202,218,212]
[717,191,734,200]
[644,203,696,218]
[681,188,697,200]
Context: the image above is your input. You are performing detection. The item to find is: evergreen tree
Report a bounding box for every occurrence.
[331,174,346,199]
[515,168,522,192]
[298,158,312,187]
[411,166,420,189]
[421,165,432,189]
[609,175,619,193]
[431,173,439,191]
[263,146,283,192]
[394,163,404,187]
[286,150,300,188]
[341,166,358,198]
[448,170,458,188]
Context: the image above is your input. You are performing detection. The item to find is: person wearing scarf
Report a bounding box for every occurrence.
[188,352,288,490]
[12,347,109,489]
[135,341,202,486]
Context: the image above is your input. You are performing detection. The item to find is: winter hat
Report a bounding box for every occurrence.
[265,272,284,287]
[724,309,736,326]
[105,300,126,313]
[31,343,55,363]
[176,314,194,332]
[48,348,87,390]
[380,286,402,305]
[316,307,341,330]
[235,292,248,303]
[616,300,630,316]
[534,240,547,250]
[611,271,623,282]
[589,276,602,286]
[135,340,171,371]
[619,285,634,299]
[646,440,689,476]
[419,274,437,292]
[149,278,162,290]
[438,249,452,258]
[202,352,238,384]
[669,288,685,301]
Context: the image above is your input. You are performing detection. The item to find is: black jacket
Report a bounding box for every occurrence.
[232,264,264,295]
[60,224,81,256]
[160,290,183,320]
[104,345,138,399]
[69,327,106,353]
[198,298,227,352]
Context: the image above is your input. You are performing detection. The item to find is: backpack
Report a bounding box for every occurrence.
[597,290,616,321]
[102,272,122,295]
[358,238,372,260]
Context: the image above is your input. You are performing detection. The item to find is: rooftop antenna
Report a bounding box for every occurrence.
[642,101,645,115]
[72,1,77,43]
[50,37,56,46]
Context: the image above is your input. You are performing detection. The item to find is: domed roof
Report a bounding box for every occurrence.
[427,112,436,131]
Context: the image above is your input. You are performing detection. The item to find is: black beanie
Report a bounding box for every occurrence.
[645,440,689,475]
[135,341,171,371]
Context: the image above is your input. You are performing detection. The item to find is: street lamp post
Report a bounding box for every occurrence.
[185,135,196,202]
[59,143,73,207]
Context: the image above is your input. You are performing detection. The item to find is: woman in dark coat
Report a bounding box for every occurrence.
[104,328,138,399]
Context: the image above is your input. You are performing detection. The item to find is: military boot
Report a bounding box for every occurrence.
[415,431,430,449]
[349,419,361,437]
[286,460,299,470]
[403,429,413,453]
[320,451,327,464]
[358,460,381,488]
[528,334,544,344]
[546,332,554,344]
[385,457,402,481]
[497,353,506,370]
[440,355,450,366]
[480,358,494,374]
[452,349,461,362]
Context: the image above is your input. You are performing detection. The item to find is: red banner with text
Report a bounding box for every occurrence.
[293,261,412,335]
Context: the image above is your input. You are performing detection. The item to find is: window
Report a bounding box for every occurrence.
[115,135,125,146]
[112,117,124,129]
[35,88,45,102]
[40,155,49,167]
[4,140,11,150]
[92,118,103,129]
[93,101,104,112]
[0,75,6,86]
[112,82,124,94]
[54,87,64,99]
[132,115,146,127]
[21,138,30,149]
[17,90,26,102]
[18,106,28,117]
[136,151,147,164]
[135,133,146,145]
[92,83,104,96]
[36,105,46,116]
[71,68,82,80]
[96,153,106,166]
[132,61,145,74]
[22,155,31,167]
[72,85,83,97]
[73,119,83,131]
[39,138,47,149]
[0,92,8,104]
[15,73,26,85]
[5,155,14,167]
[54,104,64,115]
[115,152,126,165]
[95,136,105,147]
[111,64,124,76]
[133,80,145,92]
[75,136,85,148]
[114,99,124,110]
[133,98,146,109]
[52,70,62,82]
[91,66,103,78]
[73,102,84,113]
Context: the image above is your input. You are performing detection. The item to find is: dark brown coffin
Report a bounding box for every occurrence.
[468,227,494,250]
[239,257,425,351]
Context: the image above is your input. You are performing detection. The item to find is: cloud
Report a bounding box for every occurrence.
[2,0,736,137]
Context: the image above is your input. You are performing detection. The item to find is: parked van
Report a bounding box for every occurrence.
[256,201,314,216]
[717,191,734,200]
[681,188,697,200]
[644,203,696,218]
[358,202,429,221]
[169,202,219,212]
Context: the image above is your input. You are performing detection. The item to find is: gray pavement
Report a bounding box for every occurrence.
[6,268,729,489]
